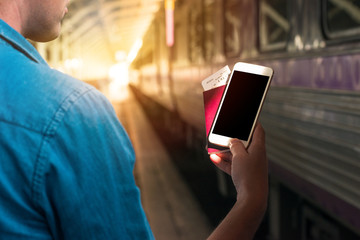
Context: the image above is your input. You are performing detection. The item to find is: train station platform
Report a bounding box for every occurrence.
[111,87,212,240]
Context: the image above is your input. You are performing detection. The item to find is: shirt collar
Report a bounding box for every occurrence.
[0,19,48,66]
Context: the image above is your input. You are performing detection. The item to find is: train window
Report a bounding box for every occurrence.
[323,0,360,39]
[204,0,215,61]
[259,0,290,51]
[224,0,242,57]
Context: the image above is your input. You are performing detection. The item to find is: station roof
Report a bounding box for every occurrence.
[62,0,162,60]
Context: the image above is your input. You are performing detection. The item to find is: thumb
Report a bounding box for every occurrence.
[229,139,247,157]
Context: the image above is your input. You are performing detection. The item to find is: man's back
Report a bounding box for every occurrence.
[0,19,153,239]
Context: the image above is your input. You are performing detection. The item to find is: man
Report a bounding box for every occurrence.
[0,0,268,239]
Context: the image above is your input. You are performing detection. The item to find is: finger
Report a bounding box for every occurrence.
[253,123,265,143]
[248,123,265,153]
[229,138,247,157]
[216,151,232,162]
[209,154,231,175]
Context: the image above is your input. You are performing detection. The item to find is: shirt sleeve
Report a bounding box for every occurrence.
[32,88,154,240]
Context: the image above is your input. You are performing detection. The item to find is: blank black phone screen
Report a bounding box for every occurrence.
[213,71,269,140]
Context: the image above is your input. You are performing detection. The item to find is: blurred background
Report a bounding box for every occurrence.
[31,0,360,239]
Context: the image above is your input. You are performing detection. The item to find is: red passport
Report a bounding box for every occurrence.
[203,85,229,154]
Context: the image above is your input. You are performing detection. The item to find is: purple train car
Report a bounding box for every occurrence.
[131,0,360,239]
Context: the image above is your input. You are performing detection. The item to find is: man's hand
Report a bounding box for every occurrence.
[208,123,268,240]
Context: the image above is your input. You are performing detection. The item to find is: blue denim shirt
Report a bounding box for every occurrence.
[0,19,154,239]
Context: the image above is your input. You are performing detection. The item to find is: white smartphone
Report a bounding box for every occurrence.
[208,62,273,148]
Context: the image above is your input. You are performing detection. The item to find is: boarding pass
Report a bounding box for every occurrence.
[201,65,231,91]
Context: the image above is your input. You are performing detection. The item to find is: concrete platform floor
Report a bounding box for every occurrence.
[112,87,212,240]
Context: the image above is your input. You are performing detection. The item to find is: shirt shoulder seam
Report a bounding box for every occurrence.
[31,86,96,207]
